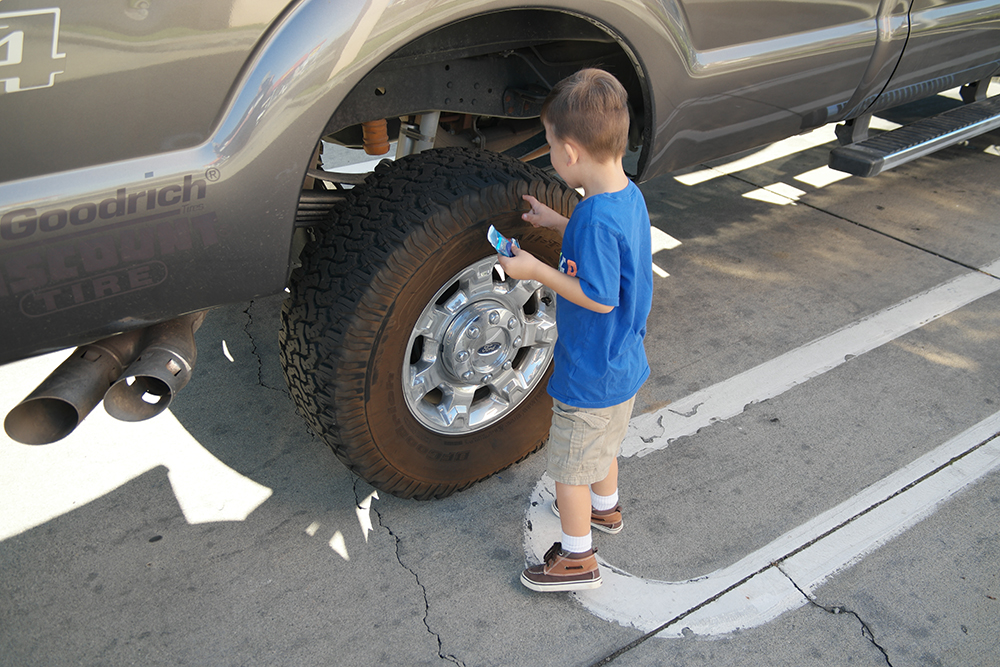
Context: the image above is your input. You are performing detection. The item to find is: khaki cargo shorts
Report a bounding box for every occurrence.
[546,396,635,486]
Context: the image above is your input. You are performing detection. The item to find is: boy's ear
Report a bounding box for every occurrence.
[563,139,581,166]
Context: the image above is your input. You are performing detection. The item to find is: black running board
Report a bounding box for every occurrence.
[830,95,1000,177]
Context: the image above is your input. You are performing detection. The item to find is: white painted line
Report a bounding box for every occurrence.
[525,261,1000,635]
[525,394,1000,637]
[780,417,1000,590]
[622,261,1000,458]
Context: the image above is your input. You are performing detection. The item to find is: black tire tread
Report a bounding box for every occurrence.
[280,148,577,499]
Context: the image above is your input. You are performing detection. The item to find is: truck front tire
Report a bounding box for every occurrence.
[280,148,577,499]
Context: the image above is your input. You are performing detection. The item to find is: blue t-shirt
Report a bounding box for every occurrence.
[548,180,653,408]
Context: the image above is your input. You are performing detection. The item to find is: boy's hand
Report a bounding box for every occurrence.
[522,195,569,235]
[497,245,613,314]
[496,245,541,282]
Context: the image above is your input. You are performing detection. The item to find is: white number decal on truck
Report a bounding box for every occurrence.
[0,8,65,94]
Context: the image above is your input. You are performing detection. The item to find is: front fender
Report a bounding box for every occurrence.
[0,0,386,362]
[0,0,656,364]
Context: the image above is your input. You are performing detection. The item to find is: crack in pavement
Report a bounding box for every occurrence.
[777,566,894,667]
[584,414,1000,665]
[353,479,465,667]
[242,300,289,395]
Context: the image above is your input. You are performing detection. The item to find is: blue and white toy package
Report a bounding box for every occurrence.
[488,225,520,257]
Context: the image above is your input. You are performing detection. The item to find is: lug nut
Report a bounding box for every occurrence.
[489,311,500,324]
[457,351,469,362]
[507,318,516,330]
[513,337,522,348]
[467,326,480,339]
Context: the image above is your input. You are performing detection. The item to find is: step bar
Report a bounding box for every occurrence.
[830,95,1000,177]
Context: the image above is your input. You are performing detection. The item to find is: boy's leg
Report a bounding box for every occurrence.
[589,458,624,533]
[549,421,627,533]
[555,481,592,551]
[591,457,617,498]
[521,402,603,592]
[522,481,601,592]
[589,399,631,532]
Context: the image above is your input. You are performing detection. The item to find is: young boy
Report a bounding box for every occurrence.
[497,69,653,592]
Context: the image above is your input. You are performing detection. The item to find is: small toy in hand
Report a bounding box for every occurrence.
[488,225,520,257]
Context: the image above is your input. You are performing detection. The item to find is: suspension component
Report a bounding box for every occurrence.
[362,119,391,155]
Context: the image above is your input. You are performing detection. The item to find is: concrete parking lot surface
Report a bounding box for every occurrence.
[1,102,998,666]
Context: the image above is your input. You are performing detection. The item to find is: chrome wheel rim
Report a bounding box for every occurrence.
[403,257,557,434]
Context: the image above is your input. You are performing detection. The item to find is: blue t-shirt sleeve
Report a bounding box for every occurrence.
[573,223,621,308]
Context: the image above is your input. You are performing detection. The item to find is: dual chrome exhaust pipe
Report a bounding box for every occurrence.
[3,311,207,445]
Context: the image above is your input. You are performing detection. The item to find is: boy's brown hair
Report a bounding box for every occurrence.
[541,68,629,162]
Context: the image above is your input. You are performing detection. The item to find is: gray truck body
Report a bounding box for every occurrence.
[2,0,997,363]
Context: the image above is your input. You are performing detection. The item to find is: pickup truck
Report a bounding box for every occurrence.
[2,0,998,499]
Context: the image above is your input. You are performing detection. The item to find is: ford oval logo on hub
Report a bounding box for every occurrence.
[478,342,502,355]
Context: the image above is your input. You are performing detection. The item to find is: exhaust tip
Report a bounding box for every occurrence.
[4,397,82,445]
[2,335,143,445]
[5,312,206,439]
[104,353,188,422]
[103,311,206,422]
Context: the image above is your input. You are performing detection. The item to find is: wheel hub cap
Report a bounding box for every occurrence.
[402,256,557,435]
[442,301,522,384]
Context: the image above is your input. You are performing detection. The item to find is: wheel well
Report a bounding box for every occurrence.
[321,9,646,161]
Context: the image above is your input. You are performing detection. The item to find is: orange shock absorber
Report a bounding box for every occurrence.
[361,119,390,155]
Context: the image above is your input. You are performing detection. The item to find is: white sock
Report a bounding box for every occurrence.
[561,531,592,554]
[591,489,619,511]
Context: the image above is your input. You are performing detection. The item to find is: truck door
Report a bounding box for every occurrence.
[652,0,909,171]
[873,0,1000,112]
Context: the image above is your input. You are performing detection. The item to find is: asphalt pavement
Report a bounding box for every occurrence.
[1,99,998,666]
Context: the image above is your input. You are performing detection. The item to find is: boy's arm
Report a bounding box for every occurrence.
[497,247,614,314]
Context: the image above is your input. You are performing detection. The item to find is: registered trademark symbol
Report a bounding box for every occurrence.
[205,168,221,182]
